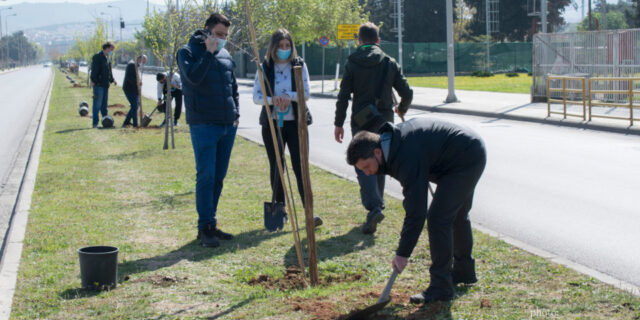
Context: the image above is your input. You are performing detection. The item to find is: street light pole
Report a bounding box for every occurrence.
[445,0,458,103]
[107,5,122,42]
[101,12,113,40]
[5,13,16,69]
[0,6,12,69]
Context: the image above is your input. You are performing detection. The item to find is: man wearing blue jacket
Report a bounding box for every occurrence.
[177,13,239,248]
[346,118,487,304]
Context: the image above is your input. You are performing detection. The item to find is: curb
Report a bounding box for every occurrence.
[301,90,640,136]
[0,69,54,320]
[409,104,640,136]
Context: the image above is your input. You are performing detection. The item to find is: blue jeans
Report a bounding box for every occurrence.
[351,125,386,218]
[189,123,237,230]
[92,85,109,127]
[123,91,139,126]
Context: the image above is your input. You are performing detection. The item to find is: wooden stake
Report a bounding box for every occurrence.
[293,66,318,285]
[135,60,143,122]
[243,0,307,282]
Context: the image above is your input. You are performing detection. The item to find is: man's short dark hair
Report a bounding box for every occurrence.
[346,131,381,165]
[358,22,379,44]
[156,72,166,81]
[204,13,231,28]
[102,41,115,50]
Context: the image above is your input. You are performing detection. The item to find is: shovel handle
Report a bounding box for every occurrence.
[377,268,398,304]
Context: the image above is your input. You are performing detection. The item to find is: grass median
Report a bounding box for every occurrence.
[9,68,640,319]
[407,74,532,94]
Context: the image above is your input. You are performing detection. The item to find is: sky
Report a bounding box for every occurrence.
[0,0,166,4]
[563,0,623,23]
[0,0,625,24]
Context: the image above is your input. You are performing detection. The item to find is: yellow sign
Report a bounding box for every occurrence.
[337,24,359,40]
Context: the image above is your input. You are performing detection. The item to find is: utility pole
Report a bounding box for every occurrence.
[397,0,403,68]
[541,0,547,33]
[445,0,458,103]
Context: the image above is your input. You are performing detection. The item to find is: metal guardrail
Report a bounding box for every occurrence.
[547,75,640,125]
[588,77,640,126]
[547,75,587,120]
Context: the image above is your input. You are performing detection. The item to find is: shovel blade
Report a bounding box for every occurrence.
[264,202,286,232]
[141,115,152,127]
[344,299,391,320]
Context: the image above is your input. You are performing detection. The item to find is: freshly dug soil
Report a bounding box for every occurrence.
[130,275,188,287]
[247,267,366,291]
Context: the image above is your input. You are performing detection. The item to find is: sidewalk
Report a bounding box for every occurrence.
[237,78,640,135]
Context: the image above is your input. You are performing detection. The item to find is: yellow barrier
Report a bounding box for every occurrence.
[547,75,587,120]
[588,77,640,126]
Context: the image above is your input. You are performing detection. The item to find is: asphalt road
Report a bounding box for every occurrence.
[0,67,51,195]
[0,66,52,253]
[109,67,640,288]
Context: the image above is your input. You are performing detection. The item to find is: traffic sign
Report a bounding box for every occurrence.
[319,36,329,47]
[337,24,359,40]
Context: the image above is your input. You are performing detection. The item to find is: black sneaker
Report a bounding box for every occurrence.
[409,287,454,304]
[213,228,233,240]
[313,216,323,228]
[362,212,385,234]
[198,225,220,247]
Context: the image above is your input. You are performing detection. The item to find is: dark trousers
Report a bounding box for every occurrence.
[92,85,109,127]
[261,121,305,205]
[164,89,183,122]
[351,125,385,218]
[123,91,139,127]
[426,142,486,296]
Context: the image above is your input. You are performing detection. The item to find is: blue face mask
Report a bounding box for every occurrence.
[216,38,227,50]
[108,51,113,56]
[277,49,291,61]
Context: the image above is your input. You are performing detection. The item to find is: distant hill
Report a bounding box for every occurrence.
[1,0,161,32]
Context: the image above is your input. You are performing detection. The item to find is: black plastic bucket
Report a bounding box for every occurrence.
[78,246,118,290]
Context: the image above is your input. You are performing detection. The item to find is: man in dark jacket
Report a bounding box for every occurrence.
[177,13,239,248]
[346,118,487,304]
[90,42,116,128]
[122,55,147,127]
[334,22,413,234]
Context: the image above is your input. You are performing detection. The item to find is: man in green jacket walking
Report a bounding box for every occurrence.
[334,22,413,234]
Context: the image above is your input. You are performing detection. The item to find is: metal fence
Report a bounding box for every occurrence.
[234,41,532,78]
[533,29,640,101]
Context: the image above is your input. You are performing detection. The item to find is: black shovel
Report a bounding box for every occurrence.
[141,105,160,128]
[345,268,398,320]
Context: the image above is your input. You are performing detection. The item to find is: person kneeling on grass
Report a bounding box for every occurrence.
[345,118,486,304]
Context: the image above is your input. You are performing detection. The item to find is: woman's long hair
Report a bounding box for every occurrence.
[265,28,298,66]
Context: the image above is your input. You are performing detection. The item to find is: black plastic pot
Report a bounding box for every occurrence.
[101,115,114,128]
[78,246,118,290]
